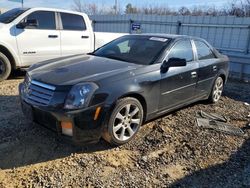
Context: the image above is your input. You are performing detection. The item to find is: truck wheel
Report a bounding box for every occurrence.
[208,76,224,103]
[102,97,143,146]
[0,52,11,81]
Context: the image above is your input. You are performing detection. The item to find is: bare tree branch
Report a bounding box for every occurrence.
[71,0,250,17]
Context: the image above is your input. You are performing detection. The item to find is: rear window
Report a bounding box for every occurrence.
[194,40,216,60]
[60,13,86,31]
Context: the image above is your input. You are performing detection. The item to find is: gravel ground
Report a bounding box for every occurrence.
[0,72,249,188]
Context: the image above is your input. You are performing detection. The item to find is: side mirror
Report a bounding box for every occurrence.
[16,19,38,29]
[161,57,187,73]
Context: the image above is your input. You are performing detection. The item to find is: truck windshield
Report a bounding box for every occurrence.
[93,35,169,65]
[0,8,29,24]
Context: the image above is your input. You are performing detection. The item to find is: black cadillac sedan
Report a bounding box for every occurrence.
[19,34,229,145]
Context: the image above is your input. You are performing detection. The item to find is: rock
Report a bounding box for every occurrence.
[142,156,148,162]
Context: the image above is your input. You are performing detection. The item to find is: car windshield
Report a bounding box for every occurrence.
[93,35,169,65]
[0,8,29,24]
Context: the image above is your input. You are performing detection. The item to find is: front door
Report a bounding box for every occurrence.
[159,39,199,111]
[16,11,60,66]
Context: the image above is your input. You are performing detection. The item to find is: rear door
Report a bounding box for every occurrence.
[59,12,92,56]
[193,40,219,96]
[16,11,60,66]
[159,39,199,111]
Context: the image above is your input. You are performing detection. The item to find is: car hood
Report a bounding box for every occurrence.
[28,54,141,86]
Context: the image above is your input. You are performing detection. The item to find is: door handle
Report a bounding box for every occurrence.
[81,36,89,39]
[213,65,217,71]
[48,35,58,38]
[191,71,197,78]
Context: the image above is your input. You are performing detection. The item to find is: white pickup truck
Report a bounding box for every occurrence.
[0,7,126,81]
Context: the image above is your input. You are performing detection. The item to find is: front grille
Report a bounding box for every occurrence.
[24,76,56,106]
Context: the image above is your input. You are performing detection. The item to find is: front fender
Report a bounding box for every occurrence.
[0,41,21,68]
[99,70,161,117]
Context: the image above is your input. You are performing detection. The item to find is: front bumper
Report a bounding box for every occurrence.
[19,84,109,145]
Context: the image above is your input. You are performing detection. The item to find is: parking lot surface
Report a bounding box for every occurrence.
[0,74,249,187]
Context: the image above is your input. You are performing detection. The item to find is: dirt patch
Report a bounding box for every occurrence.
[101,149,138,168]
[0,78,249,187]
[163,164,186,180]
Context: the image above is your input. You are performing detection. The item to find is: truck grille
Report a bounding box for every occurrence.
[24,76,56,106]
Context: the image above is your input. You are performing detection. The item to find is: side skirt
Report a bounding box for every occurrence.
[145,94,208,122]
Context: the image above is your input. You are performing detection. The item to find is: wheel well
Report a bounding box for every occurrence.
[118,93,147,123]
[0,45,16,69]
[219,74,226,83]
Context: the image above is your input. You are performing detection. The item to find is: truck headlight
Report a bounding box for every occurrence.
[64,83,98,110]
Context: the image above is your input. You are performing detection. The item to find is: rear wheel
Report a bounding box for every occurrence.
[208,76,224,103]
[0,52,11,82]
[102,97,143,145]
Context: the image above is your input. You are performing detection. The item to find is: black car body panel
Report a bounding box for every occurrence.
[19,34,229,144]
[28,55,142,86]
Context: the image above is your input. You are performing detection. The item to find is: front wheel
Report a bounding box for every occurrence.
[0,52,11,82]
[102,97,144,145]
[208,76,224,103]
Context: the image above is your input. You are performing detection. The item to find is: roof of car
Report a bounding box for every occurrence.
[131,33,204,41]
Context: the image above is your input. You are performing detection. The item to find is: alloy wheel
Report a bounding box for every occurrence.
[213,77,223,102]
[112,103,141,141]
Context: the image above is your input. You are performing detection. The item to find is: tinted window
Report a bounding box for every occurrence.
[26,11,56,30]
[117,40,130,53]
[93,36,169,65]
[60,13,86,31]
[0,8,28,24]
[194,40,215,60]
[167,40,193,62]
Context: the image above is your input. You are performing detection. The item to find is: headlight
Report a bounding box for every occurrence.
[64,82,98,110]
[21,74,31,96]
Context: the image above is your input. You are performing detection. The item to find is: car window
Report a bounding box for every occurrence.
[93,36,169,65]
[0,8,28,24]
[26,11,56,30]
[60,13,86,31]
[167,40,193,62]
[194,40,216,60]
[117,41,130,53]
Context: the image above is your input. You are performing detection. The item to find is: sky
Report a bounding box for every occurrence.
[0,0,231,11]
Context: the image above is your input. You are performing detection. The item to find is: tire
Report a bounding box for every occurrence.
[102,97,144,146]
[0,52,11,82]
[208,76,224,103]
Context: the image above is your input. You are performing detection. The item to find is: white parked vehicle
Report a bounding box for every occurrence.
[0,7,126,81]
